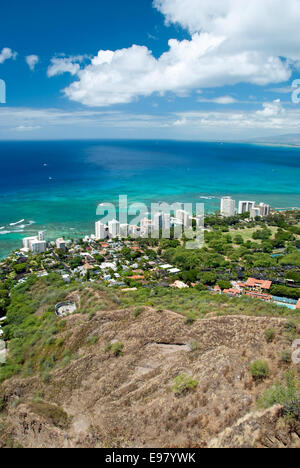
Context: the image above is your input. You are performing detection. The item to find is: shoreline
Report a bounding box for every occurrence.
[1,205,300,262]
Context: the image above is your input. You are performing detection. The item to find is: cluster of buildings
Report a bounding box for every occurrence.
[220,197,271,219]
[215,277,300,310]
[17,229,184,288]
[22,231,67,254]
[95,208,202,240]
[22,231,47,254]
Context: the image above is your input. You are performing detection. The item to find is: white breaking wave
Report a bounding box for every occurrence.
[9,219,25,226]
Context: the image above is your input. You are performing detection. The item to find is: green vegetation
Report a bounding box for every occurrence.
[85,336,99,346]
[279,350,292,364]
[172,374,198,396]
[250,360,270,381]
[284,320,297,333]
[264,328,276,343]
[0,208,299,387]
[119,287,298,321]
[279,252,300,267]
[105,341,124,357]
[258,372,300,421]
[217,280,232,290]
[133,306,145,318]
[270,285,300,300]
[189,341,200,352]
[0,270,299,385]
[0,275,120,383]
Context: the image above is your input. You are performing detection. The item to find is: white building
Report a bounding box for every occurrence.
[56,237,66,250]
[258,202,271,216]
[153,212,163,231]
[140,217,151,237]
[162,213,171,231]
[23,236,38,250]
[194,214,204,228]
[128,225,140,238]
[238,201,256,215]
[220,197,236,217]
[38,231,45,241]
[250,202,271,219]
[108,219,120,238]
[30,240,47,254]
[249,207,261,219]
[120,223,129,238]
[23,232,47,253]
[176,209,192,227]
[95,221,107,240]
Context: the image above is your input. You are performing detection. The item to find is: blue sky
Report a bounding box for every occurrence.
[1,0,300,140]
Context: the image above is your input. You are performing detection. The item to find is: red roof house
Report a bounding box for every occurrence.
[245,278,272,290]
[223,288,241,296]
[128,275,145,280]
[296,299,300,310]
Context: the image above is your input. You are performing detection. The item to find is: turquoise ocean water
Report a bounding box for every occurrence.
[0,139,300,259]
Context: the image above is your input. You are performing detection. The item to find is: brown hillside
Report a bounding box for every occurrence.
[0,307,299,448]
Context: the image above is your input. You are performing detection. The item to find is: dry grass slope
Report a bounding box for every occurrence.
[0,299,299,448]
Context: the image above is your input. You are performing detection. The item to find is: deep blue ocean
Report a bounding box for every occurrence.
[0,139,300,259]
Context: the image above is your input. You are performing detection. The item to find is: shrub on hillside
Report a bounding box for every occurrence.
[280,350,292,364]
[172,374,198,396]
[105,342,124,357]
[264,328,276,343]
[258,372,300,420]
[250,360,270,381]
[185,313,196,325]
[133,307,144,318]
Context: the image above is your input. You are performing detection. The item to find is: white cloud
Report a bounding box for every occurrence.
[47,55,89,77]
[256,99,284,118]
[0,48,17,64]
[16,125,41,132]
[1,100,300,140]
[268,86,293,94]
[154,0,300,60]
[55,0,300,107]
[198,95,238,104]
[0,100,297,134]
[172,100,293,133]
[63,35,290,107]
[173,117,188,126]
[25,55,39,71]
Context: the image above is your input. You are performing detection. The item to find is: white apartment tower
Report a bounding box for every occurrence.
[176,209,192,227]
[238,201,256,215]
[38,231,45,241]
[220,197,236,217]
[258,203,271,216]
[108,219,120,238]
[23,236,38,250]
[95,221,107,240]
[30,240,47,254]
[22,232,47,253]
[250,203,271,219]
